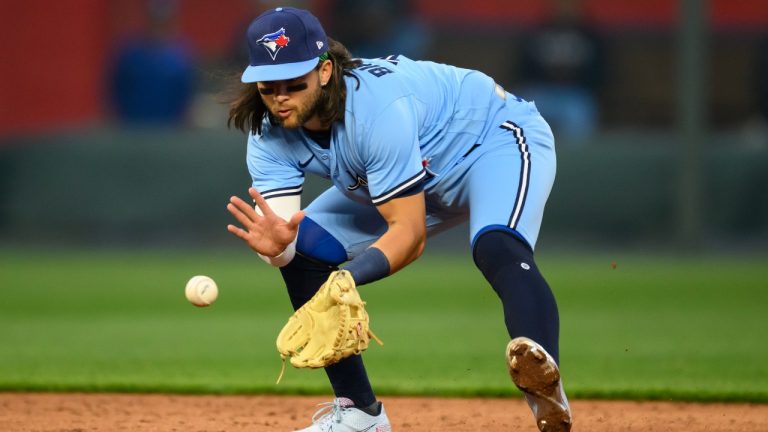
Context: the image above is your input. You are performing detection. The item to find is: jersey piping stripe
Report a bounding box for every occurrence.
[500,121,530,230]
[371,169,427,205]
[261,185,303,199]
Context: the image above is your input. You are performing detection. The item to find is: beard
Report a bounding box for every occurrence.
[273,83,329,129]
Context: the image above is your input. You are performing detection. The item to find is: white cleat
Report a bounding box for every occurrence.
[294,397,392,432]
[507,337,572,432]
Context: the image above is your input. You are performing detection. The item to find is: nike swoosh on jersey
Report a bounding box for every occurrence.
[298,155,314,168]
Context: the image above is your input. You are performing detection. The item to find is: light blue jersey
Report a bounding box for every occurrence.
[247,55,555,258]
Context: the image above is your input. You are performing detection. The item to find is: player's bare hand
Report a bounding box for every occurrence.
[226,188,304,256]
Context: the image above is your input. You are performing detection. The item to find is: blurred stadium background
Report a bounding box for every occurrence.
[1,0,768,404]
[1,0,767,252]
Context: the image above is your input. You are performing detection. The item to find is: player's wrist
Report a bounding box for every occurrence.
[258,240,296,267]
[344,247,390,286]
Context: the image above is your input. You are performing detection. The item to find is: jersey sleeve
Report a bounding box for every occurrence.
[246,133,304,199]
[362,97,426,205]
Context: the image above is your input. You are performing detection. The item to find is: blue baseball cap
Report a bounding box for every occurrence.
[241,7,328,83]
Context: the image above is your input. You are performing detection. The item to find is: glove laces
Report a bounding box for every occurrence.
[311,398,354,430]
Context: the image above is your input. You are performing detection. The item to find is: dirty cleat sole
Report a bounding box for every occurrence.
[507,337,572,432]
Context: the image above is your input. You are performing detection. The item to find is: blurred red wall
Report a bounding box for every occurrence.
[415,0,768,29]
[0,0,262,138]
[0,1,108,137]
[1,0,767,139]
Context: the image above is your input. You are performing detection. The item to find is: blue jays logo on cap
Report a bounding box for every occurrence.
[241,7,329,83]
[257,28,291,61]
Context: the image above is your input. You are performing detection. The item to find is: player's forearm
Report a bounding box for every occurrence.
[367,192,427,274]
[344,225,424,286]
[371,224,425,273]
[344,192,426,285]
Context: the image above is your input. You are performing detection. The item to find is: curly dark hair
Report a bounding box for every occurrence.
[227,38,362,135]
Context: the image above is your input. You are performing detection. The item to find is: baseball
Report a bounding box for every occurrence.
[185,275,218,307]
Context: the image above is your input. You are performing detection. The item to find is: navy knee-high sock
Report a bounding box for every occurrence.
[472,229,561,363]
[279,254,377,408]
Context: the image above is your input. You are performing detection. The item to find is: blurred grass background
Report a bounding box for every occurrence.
[2,248,766,402]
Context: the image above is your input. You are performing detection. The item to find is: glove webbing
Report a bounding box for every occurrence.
[276,328,383,384]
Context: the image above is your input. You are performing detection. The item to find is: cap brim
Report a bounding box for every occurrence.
[241,57,319,83]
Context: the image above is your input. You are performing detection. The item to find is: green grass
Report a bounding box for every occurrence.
[1,248,766,402]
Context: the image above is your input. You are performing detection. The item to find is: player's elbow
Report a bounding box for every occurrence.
[410,225,427,261]
[413,238,426,261]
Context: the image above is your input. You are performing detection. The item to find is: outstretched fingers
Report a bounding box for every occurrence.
[226,224,250,240]
[249,188,276,218]
[287,210,306,230]
[227,189,303,256]
[228,196,260,227]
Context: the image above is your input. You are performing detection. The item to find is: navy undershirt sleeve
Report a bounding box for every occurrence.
[343,247,391,286]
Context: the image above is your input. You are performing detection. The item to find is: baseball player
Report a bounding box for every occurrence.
[226,7,572,432]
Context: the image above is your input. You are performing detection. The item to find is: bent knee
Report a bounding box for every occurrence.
[296,217,348,266]
[472,227,534,272]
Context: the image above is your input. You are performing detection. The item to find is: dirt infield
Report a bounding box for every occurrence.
[1,393,767,431]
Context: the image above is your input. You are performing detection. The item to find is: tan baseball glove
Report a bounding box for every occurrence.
[275,270,382,383]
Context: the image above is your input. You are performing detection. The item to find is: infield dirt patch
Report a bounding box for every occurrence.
[1,393,767,431]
